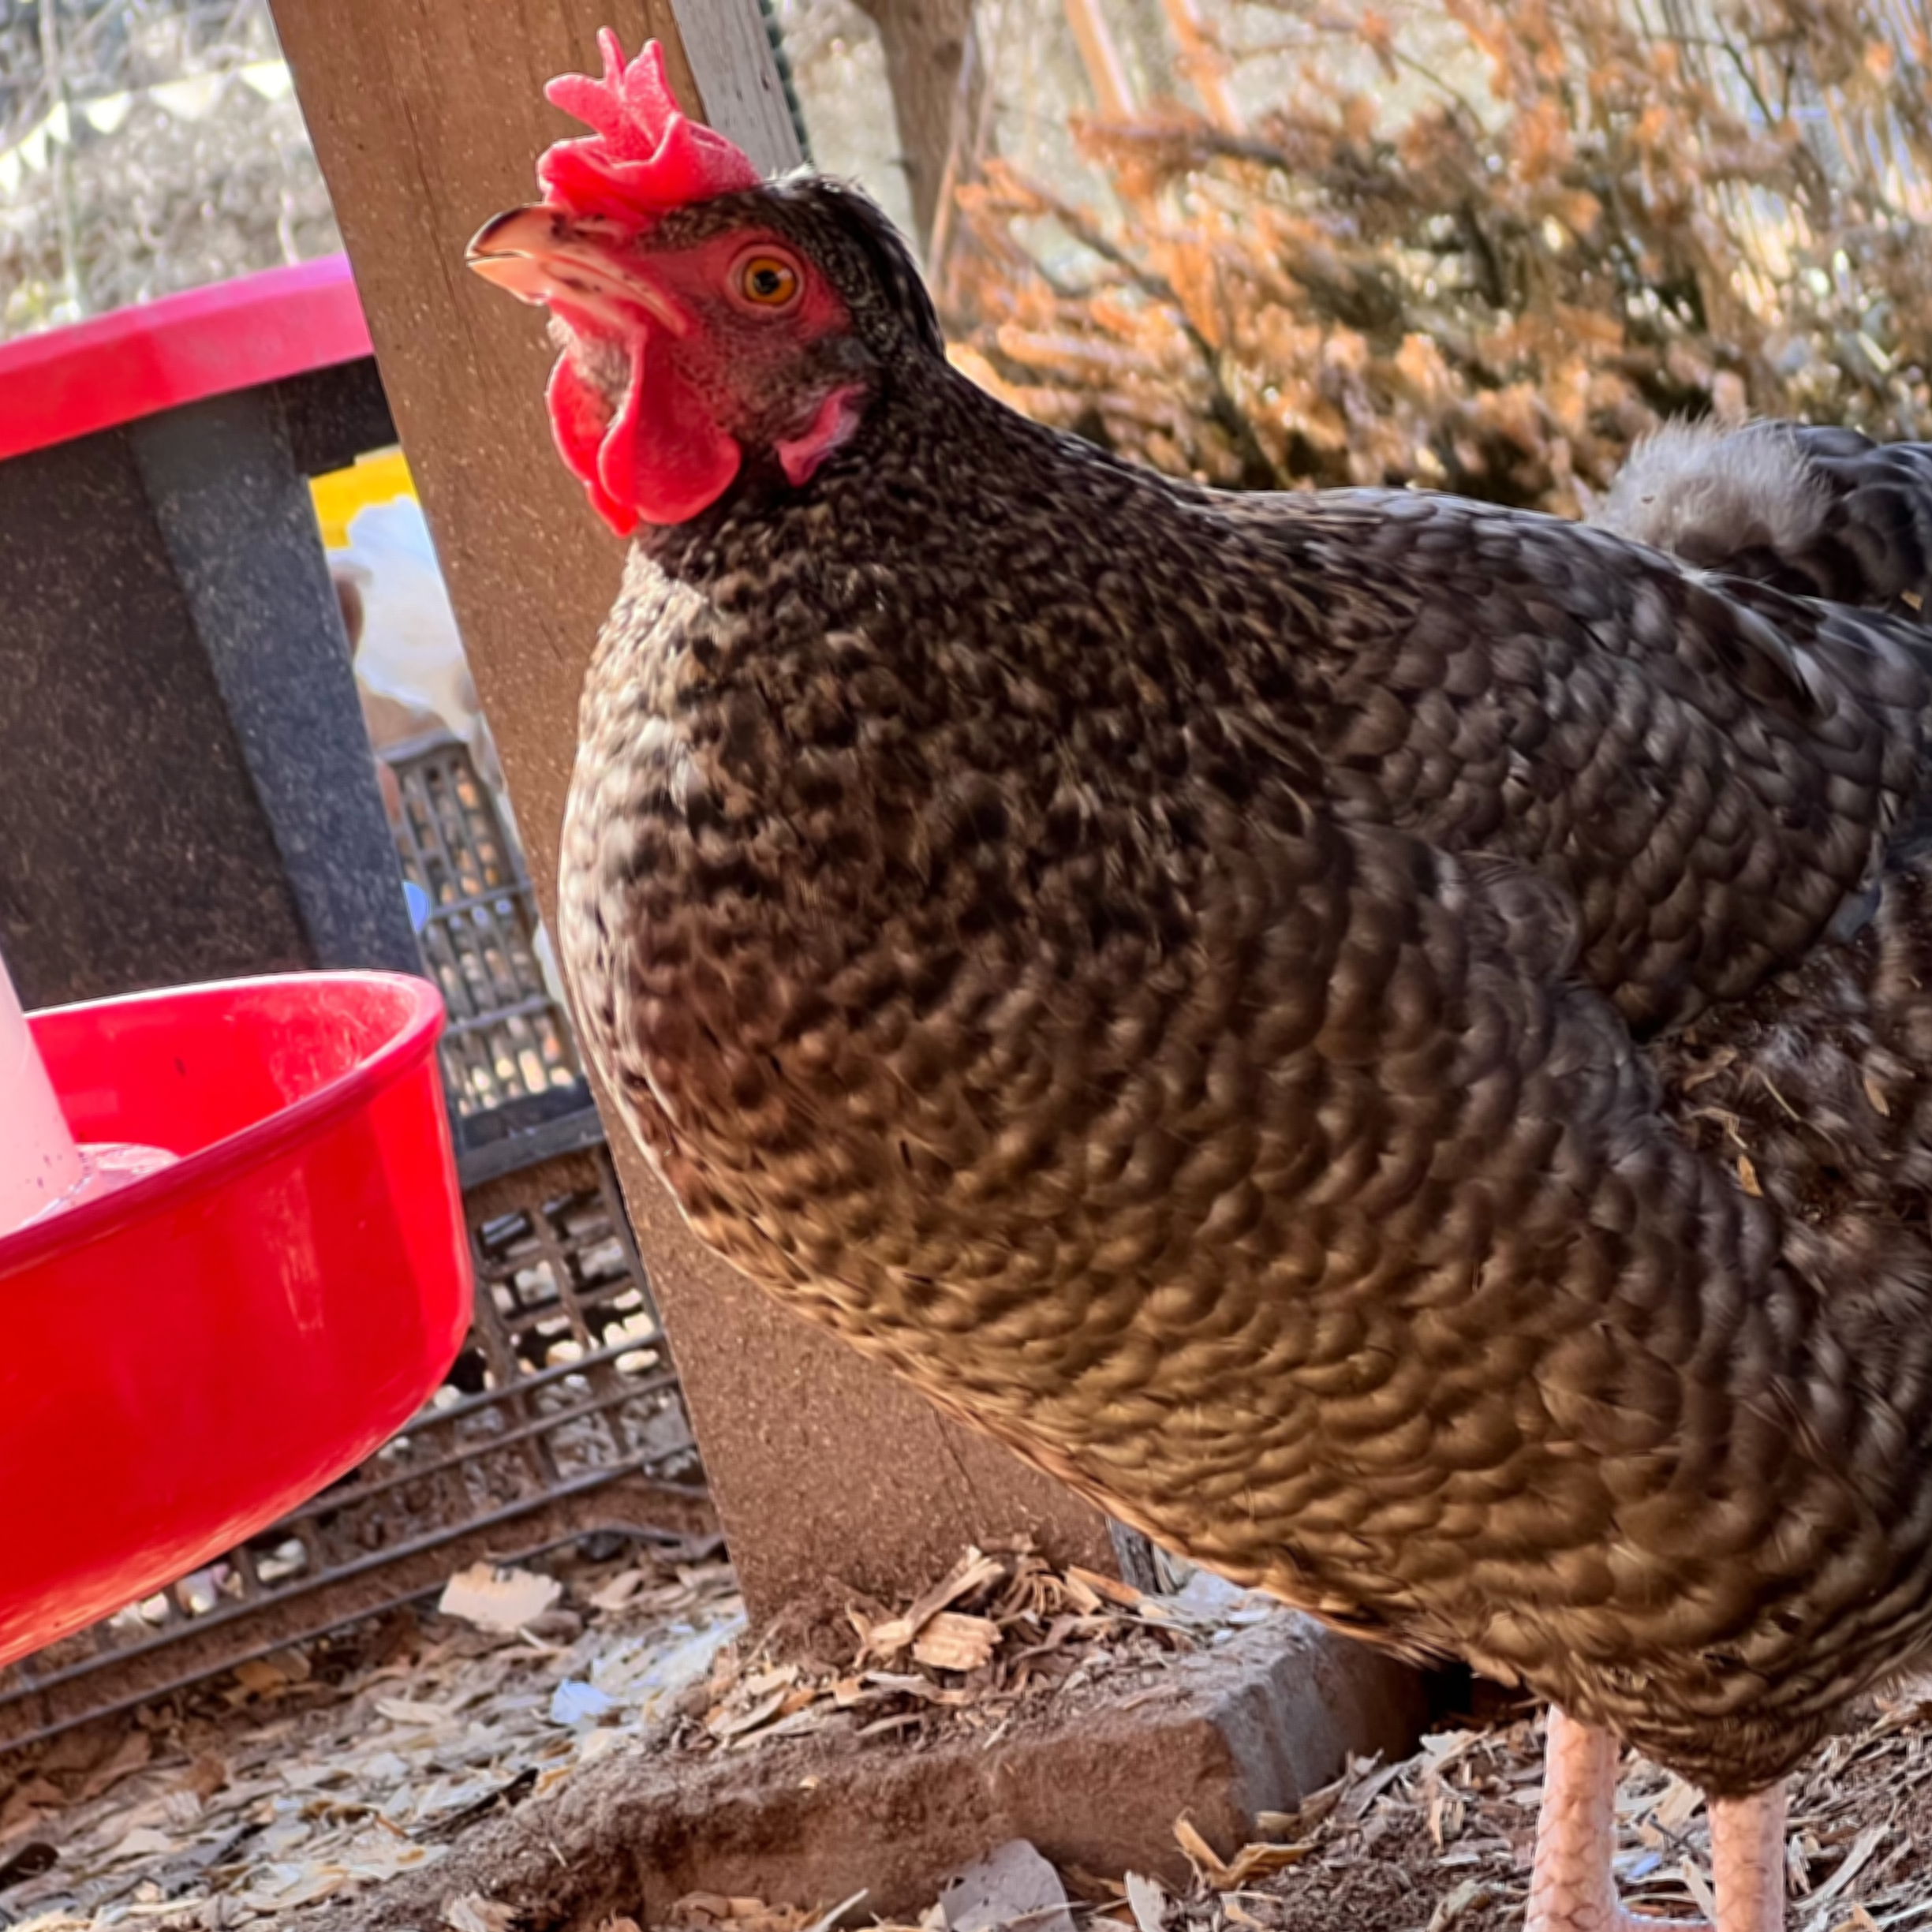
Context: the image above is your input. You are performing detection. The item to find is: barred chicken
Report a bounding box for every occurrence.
[469,36,1932,1931]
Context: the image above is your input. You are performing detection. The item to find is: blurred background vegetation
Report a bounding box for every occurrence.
[938,0,1932,515]
[0,0,332,331]
[2,0,1927,514]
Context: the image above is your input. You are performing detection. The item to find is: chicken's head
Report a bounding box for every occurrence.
[469,32,940,536]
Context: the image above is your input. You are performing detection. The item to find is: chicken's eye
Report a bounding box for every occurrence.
[736,253,801,308]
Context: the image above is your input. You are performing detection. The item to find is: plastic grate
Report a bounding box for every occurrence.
[387,731,585,1121]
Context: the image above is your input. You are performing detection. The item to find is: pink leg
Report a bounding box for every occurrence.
[1527,1707,1710,1932]
[1709,1784,1787,1932]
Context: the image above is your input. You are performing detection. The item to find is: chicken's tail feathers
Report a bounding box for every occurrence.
[1596,419,1932,622]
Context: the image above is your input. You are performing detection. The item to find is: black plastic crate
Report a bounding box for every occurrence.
[385,729,589,1137]
[0,1146,704,1749]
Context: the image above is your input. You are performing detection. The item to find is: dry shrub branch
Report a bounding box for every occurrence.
[947,0,1932,517]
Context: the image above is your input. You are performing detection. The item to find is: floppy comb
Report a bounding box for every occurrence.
[538,32,762,220]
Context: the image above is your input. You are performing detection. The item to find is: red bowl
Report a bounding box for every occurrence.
[0,972,473,1670]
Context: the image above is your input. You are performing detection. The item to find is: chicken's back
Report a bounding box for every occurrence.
[1217,471,1932,1030]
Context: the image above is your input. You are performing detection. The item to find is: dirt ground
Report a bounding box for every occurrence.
[1,1541,1927,1932]
[1225,1692,1932,1932]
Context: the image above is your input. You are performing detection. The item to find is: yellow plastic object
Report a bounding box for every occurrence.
[311,447,416,549]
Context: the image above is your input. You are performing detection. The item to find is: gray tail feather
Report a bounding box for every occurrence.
[1595,420,1932,622]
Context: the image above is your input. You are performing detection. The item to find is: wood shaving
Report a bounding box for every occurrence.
[438,1565,563,1637]
[442,1895,518,1932]
[1124,1870,1169,1932]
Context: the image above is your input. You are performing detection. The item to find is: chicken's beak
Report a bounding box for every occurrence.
[466,204,690,338]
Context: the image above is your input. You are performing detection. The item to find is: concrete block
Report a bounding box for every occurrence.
[292,1612,1429,1932]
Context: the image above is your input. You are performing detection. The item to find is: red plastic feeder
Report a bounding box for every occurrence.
[0,973,473,1671]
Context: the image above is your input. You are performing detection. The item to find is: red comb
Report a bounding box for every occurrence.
[539,32,761,221]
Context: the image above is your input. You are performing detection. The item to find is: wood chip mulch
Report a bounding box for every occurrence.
[670,1542,1219,1762]
[4,1538,1930,1932]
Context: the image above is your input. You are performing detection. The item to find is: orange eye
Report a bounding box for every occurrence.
[737,253,801,308]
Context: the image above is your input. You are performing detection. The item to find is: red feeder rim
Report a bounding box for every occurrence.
[0,254,373,463]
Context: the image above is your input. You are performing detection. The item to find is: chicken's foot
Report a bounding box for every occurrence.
[1526,1706,1710,1932]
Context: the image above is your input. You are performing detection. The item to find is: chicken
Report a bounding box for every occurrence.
[469,35,1932,1931]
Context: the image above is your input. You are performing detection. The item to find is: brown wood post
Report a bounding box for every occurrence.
[267,0,1120,1626]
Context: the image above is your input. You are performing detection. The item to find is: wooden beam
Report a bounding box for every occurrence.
[267,0,1119,1627]
[669,0,802,178]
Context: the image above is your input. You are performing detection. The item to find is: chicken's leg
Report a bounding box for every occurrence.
[1708,1783,1787,1932]
[1526,1707,1710,1932]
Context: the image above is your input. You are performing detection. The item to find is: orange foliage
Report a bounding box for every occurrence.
[945,0,1932,517]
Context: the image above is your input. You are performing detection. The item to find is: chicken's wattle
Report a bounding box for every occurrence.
[553,331,738,533]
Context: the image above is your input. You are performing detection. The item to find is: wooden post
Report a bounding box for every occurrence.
[267,0,1120,1627]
